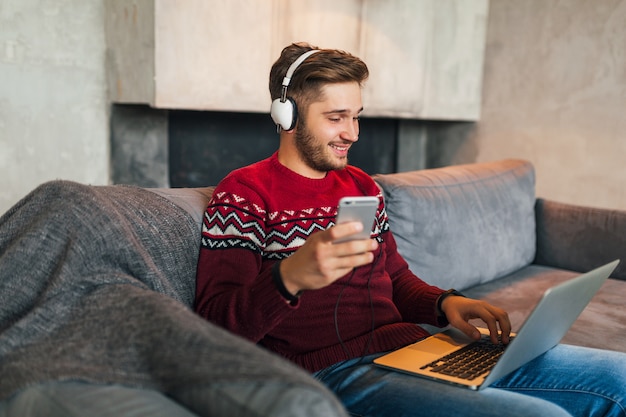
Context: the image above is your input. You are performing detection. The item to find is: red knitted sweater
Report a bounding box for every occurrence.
[195,152,447,372]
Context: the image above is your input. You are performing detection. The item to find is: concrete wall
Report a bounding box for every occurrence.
[473,0,626,210]
[0,0,108,214]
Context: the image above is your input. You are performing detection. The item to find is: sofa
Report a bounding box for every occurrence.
[1,158,624,416]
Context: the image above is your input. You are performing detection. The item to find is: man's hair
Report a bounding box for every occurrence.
[269,42,369,114]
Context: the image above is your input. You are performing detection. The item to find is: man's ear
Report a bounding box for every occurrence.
[280,120,298,134]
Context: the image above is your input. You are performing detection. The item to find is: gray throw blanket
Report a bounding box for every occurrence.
[0,180,345,417]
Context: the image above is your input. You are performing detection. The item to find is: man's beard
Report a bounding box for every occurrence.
[294,120,348,172]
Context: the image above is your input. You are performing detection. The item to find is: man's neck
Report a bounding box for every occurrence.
[276,147,327,179]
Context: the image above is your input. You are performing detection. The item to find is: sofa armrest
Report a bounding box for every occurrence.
[534,198,626,279]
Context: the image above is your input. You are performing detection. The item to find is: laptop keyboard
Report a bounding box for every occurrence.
[420,336,512,381]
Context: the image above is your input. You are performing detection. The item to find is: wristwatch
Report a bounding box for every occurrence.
[436,288,465,317]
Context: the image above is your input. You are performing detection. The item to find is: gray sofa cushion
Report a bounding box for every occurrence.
[373,159,536,290]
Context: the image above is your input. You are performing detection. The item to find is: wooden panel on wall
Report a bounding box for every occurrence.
[423,0,490,120]
[105,0,488,120]
[154,0,274,111]
[359,0,432,119]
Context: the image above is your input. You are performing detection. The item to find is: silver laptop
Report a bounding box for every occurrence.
[374,260,619,391]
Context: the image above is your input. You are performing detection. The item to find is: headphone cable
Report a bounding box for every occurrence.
[333,244,383,363]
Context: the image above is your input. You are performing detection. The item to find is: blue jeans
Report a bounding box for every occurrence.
[314,344,626,417]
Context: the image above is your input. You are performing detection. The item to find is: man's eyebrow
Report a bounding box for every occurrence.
[322,107,364,115]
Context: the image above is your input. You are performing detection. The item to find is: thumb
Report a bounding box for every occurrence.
[447,313,481,341]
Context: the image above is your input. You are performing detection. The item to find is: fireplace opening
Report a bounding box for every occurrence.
[110,104,473,189]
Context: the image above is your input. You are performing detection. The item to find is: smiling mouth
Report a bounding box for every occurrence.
[330,143,350,154]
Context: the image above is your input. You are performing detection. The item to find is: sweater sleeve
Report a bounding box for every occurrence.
[194,182,297,342]
[383,228,448,327]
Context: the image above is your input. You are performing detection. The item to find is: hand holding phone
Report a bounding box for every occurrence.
[334,196,378,243]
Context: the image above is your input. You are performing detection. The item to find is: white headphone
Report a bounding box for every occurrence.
[270,49,320,131]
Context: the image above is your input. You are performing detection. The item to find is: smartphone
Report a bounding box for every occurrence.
[334,196,379,243]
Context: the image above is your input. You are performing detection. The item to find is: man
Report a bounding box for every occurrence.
[195,42,626,417]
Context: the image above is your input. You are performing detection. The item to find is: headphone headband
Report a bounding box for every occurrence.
[281,49,320,89]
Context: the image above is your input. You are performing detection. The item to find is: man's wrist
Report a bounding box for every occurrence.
[436,289,465,317]
[272,260,302,305]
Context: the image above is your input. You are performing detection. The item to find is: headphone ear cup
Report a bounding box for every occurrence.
[270,97,298,131]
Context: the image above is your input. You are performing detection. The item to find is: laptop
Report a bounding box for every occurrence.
[373,259,620,391]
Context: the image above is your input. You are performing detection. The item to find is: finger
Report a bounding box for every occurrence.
[446,310,481,341]
[484,316,501,344]
[492,307,512,344]
[335,250,376,269]
[480,304,511,344]
[311,243,376,281]
[333,239,378,258]
[327,222,364,242]
[457,321,482,341]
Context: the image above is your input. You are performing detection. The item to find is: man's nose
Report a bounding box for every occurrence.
[341,121,359,142]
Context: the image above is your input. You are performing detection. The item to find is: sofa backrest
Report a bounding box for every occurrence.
[373,159,537,290]
[149,187,215,229]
